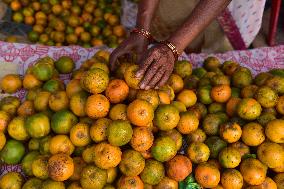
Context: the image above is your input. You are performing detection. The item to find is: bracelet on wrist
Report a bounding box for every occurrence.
[130,28,155,43]
[159,40,180,61]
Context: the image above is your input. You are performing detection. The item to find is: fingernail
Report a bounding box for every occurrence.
[140,84,145,89]
[154,86,159,89]
[145,86,150,90]
[135,72,141,78]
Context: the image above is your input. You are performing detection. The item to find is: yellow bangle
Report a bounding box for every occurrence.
[160,41,180,60]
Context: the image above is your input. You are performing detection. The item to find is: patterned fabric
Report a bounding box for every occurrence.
[227,0,266,47]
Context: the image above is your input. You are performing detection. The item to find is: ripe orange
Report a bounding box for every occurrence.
[17,100,35,117]
[66,79,83,98]
[246,177,277,189]
[0,132,6,151]
[211,85,231,103]
[49,135,74,155]
[70,123,91,147]
[240,158,267,185]
[105,79,129,103]
[0,110,11,132]
[117,176,144,189]
[1,74,22,93]
[276,95,284,115]
[219,122,242,143]
[176,89,197,108]
[166,155,192,181]
[219,147,241,168]
[23,74,42,89]
[241,122,265,146]
[136,89,160,109]
[119,149,145,176]
[69,157,87,181]
[85,94,110,119]
[265,119,284,143]
[93,142,122,169]
[167,74,184,93]
[257,142,284,169]
[124,65,142,89]
[158,91,171,104]
[48,153,74,181]
[229,141,250,158]
[127,99,154,127]
[48,91,69,112]
[113,25,126,37]
[226,97,241,117]
[177,111,199,134]
[130,127,154,152]
[0,172,23,189]
[70,91,88,117]
[237,98,262,120]
[195,162,220,188]
[221,169,243,189]
[109,104,128,121]
[90,118,112,143]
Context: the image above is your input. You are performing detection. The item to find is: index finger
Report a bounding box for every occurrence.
[135,53,155,78]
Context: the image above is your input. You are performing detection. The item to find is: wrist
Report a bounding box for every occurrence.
[131,28,155,43]
[167,37,185,54]
[159,40,181,61]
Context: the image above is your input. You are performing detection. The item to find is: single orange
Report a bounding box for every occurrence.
[85,94,110,119]
[195,162,220,188]
[105,79,129,104]
[48,153,74,181]
[130,127,154,152]
[127,99,154,127]
[211,85,231,103]
[176,89,197,108]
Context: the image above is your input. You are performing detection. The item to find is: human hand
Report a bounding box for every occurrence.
[110,33,149,72]
[136,43,176,90]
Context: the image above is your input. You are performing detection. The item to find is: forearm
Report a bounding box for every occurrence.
[168,0,232,53]
[136,0,160,30]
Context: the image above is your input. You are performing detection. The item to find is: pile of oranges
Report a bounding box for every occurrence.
[0,52,284,189]
[4,0,126,47]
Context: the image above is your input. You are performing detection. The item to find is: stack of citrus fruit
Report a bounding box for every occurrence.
[4,0,126,47]
[0,51,284,189]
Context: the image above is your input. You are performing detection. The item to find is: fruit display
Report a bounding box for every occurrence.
[4,0,126,47]
[0,51,284,189]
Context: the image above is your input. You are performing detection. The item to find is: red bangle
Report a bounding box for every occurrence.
[159,41,180,61]
[130,28,155,42]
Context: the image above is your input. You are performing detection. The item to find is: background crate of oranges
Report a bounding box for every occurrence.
[1,0,126,47]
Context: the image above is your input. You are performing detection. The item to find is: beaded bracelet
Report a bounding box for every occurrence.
[130,28,155,43]
[159,40,180,61]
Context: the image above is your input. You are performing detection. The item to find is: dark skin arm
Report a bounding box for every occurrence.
[137,0,232,90]
[109,0,160,71]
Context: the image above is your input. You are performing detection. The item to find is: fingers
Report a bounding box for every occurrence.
[109,47,130,72]
[156,71,171,89]
[135,53,154,78]
[139,63,161,90]
[147,68,165,89]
